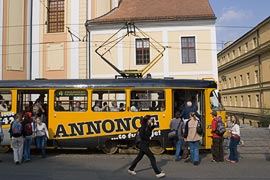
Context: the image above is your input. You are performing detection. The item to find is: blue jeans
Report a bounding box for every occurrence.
[175,139,182,160]
[36,135,47,158]
[229,137,240,161]
[23,136,32,161]
[188,141,200,163]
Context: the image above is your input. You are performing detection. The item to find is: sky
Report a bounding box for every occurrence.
[209,0,270,51]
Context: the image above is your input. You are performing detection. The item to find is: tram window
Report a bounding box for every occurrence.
[0,91,12,112]
[130,90,165,111]
[54,90,88,112]
[210,90,223,110]
[92,90,126,112]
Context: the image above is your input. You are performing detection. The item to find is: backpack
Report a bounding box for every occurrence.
[196,120,203,135]
[215,116,226,136]
[12,121,22,137]
[25,123,33,136]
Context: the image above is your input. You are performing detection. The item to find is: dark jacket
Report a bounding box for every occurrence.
[180,107,200,119]
[139,123,155,144]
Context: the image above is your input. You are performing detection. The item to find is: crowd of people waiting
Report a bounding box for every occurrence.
[0,94,49,164]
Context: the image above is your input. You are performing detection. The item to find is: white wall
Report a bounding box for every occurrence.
[31,0,41,79]
[69,0,79,78]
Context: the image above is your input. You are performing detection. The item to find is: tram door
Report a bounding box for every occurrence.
[17,90,49,125]
[172,89,205,143]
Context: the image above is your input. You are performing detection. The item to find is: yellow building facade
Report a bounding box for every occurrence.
[0,0,117,80]
[218,17,270,126]
[1,0,218,81]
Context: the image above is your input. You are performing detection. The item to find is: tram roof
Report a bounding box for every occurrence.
[0,78,217,89]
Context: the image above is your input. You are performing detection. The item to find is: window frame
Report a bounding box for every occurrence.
[47,0,65,33]
[91,90,126,112]
[0,90,12,112]
[181,36,196,64]
[135,38,150,65]
[54,89,88,112]
[130,90,165,112]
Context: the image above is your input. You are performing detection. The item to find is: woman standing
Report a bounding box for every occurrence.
[9,114,24,164]
[226,115,240,163]
[23,113,33,162]
[169,111,184,161]
[183,112,202,165]
[35,116,49,158]
[128,115,165,178]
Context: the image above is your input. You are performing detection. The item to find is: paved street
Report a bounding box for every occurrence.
[0,127,269,180]
[0,150,270,180]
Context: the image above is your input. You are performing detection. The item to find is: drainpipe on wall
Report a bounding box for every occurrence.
[29,0,33,80]
[256,29,263,116]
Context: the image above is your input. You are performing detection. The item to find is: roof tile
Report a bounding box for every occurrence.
[90,0,216,23]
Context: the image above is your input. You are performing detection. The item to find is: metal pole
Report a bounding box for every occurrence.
[29,0,33,80]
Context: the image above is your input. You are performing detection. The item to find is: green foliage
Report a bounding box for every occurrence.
[258,112,270,127]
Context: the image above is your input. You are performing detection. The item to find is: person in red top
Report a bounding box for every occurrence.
[211,111,224,162]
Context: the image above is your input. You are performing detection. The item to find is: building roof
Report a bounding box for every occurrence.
[90,0,216,24]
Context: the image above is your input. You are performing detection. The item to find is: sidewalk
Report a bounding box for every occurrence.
[223,126,270,155]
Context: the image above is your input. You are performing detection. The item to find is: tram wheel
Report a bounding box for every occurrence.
[101,140,118,154]
[149,140,165,155]
[0,145,10,153]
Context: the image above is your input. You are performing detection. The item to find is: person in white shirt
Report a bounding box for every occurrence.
[130,101,139,112]
[35,117,49,158]
[226,115,241,163]
[110,101,119,112]
[0,99,8,112]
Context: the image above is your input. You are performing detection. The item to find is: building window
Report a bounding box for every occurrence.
[232,50,235,58]
[246,73,250,85]
[256,94,259,108]
[136,38,150,65]
[254,70,258,84]
[241,96,244,107]
[253,37,257,48]
[245,42,248,52]
[229,96,232,106]
[181,37,196,63]
[235,96,237,107]
[227,53,230,61]
[229,78,231,88]
[234,76,237,87]
[240,75,243,86]
[238,46,241,56]
[48,0,65,33]
[247,95,251,107]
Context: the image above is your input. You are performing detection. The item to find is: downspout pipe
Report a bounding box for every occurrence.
[85,21,91,79]
[29,0,33,80]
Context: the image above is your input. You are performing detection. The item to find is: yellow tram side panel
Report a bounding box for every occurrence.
[47,88,172,141]
[1,89,17,146]
[204,88,226,149]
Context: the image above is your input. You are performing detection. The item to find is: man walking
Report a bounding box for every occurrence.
[211,111,224,162]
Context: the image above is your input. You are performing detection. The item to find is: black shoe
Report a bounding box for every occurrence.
[15,161,20,165]
[184,157,191,163]
[0,160,2,163]
[193,161,199,166]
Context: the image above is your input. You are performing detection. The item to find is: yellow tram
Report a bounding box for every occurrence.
[0,78,225,154]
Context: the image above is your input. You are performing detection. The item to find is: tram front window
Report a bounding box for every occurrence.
[210,90,223,110]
